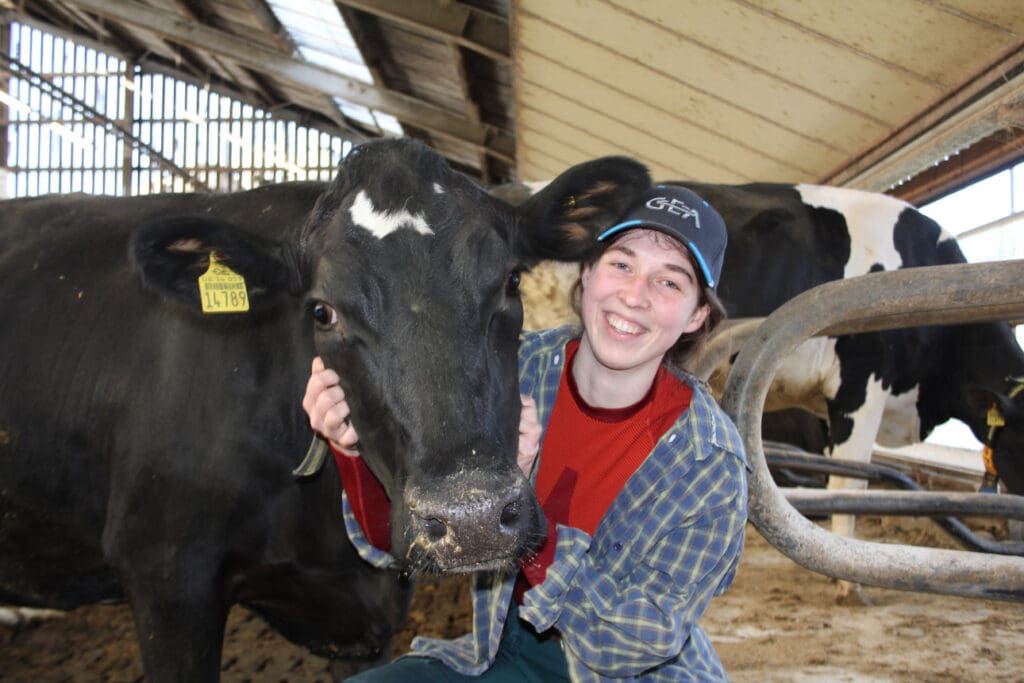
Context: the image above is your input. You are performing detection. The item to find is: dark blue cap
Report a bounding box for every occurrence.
[597,185,727,290]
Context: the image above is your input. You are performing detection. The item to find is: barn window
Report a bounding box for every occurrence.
[920,166,1024,263]
[1,21,354,198]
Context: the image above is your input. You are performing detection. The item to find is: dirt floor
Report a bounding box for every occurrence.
[3,516,1023,682]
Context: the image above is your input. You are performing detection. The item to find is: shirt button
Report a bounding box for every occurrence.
[553,354,561,365]
[612,542,622,552]
[668,433,677,443]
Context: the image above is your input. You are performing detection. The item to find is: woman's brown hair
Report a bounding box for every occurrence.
[569,230,727,371]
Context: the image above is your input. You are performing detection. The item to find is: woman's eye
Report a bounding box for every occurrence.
[506,269,521,296]
[312,302,339,326]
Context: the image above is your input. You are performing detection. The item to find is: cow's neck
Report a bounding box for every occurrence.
[918,322,1024,440]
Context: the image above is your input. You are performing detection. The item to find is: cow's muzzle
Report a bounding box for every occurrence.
[402,474,542,574]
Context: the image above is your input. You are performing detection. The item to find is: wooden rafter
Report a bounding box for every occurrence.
[169,0,282,112]
[336,0,509,63]
[68,0,514,163]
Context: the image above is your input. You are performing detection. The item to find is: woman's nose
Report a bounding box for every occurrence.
[620,277,651,308]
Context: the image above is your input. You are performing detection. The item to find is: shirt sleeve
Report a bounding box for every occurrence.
[518,472,747,678]
[331,443,392,552]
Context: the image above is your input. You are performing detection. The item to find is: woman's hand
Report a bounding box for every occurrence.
[517,394,541,477]
[302,356,360,456]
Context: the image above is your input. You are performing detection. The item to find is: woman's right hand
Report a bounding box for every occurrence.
[302,356,360,456]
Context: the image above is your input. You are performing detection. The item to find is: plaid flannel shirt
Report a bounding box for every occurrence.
[343,325,749,681]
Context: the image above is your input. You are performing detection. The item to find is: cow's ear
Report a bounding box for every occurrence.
[513,156,650,263]
[965,385,1020,425]
[130,215,302,314]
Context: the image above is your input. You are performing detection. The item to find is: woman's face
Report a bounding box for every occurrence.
[579,228,710,375]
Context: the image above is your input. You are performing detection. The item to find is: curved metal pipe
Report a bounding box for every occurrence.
[765,446,922,488]
[721,259,1024,601]
[689,317,764,381]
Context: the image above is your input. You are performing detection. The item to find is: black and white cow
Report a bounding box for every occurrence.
[0,138,649,681]
[678,182,1024,595]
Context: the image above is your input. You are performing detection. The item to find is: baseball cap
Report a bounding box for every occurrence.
[597,184,727,290]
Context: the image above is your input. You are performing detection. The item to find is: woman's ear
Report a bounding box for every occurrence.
[684,303,711,334]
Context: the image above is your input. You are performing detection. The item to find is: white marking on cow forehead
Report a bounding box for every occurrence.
[795,184,904,278]
[350,190,434,239]
[433,183,445,194]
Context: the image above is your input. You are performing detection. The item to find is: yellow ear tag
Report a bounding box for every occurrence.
[198,252,249,313]
[987,404,1006,428]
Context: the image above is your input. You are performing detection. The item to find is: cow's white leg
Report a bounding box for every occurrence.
[827,377,889,603]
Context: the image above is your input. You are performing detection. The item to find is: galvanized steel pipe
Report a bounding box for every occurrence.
[783,489,1024,521]
[721,259,1024,601]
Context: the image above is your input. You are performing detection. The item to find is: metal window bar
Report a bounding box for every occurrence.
[2,22,349,199]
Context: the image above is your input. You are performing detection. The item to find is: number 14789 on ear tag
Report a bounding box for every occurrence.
[198,252,249,313]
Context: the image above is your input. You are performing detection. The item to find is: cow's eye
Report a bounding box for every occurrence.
[506,269,521,297]
[312,302,339,327]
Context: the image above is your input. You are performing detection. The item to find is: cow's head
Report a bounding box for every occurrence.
[131,138,650,573]
[966,382,1024,496]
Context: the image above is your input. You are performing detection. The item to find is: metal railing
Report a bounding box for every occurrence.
[721,259,1024,601]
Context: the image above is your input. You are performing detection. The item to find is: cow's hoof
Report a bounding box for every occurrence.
[834,580,873,606]
[0,607,65,628]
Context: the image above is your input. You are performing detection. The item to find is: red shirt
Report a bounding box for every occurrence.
[517,340,692,599]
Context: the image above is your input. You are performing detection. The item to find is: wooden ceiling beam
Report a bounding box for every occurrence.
[243,0,364,139]
[168,0,282,111]
[449,42,489,181]
[27,0,108,39]
[335,3,403,137]
[69,0,514,162]
[336,0,509,63]
[823,41,1024,192]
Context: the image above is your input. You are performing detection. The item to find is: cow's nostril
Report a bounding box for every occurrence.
[424,517,447,541]
[499,500,520,529]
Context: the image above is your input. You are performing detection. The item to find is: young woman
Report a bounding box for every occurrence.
[304,185,749,681]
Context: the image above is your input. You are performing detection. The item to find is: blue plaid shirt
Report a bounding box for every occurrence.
[344,325,749,681]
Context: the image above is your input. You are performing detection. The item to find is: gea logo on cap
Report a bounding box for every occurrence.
[646,196,701,228]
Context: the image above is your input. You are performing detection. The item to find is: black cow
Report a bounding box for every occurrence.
[0,138,649,681]
[678,182,1024,596]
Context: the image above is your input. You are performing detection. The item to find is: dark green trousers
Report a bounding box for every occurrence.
[347,606,570,682]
